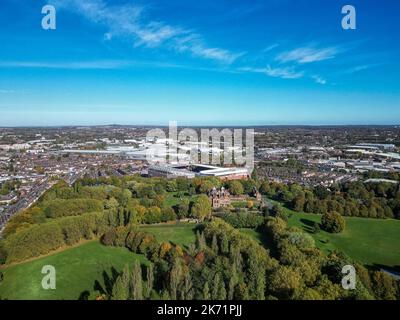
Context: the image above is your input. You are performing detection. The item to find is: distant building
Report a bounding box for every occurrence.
[348,143,396,151]
[148,164,195,179]
[208,187,231,208]
[147,163,249,180]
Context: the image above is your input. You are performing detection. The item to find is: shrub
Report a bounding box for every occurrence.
[321,212,345,233]
[101,228,117,246]
[287,232,315,249]
[161,206,177,222]
[144,206,162,224]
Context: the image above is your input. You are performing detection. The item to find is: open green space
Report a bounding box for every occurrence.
[0,240,148,300]
[139,222,198,247]
[287,211,400,270]
[164,192,198,207]
[259,198,400,269]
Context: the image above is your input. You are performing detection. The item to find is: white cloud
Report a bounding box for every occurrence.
[50,0,240,63]
[240,65,304,79]
[312,75,327,85]
[173,34,244,64]
[262,43,279,53]
[276,46,339,64]
[344,64,380,74]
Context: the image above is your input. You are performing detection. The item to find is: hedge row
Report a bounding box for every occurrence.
[43,198,104,218]
[3,210,118,264]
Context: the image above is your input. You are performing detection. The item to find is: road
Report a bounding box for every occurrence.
[0,179,54,235]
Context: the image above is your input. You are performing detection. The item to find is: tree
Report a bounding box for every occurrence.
[228,181,244,196]
[169,257,183,300]
[182,272,194,300]
[292,194,306,212]
[212,273,221,299]
[202,282,210,300]
[111,265,130,300]
[234,282,249,300]
[321,212,345,233]
[259,181,270,195]
[268,266,301,299]
[130,260,143,300]
[146,263,154,298]
[177,199,190,219]
[195,230,207,251]
[228,267,238,300]
[211,234,219,254]
[371,271,398,300]
[287,232,315,249]
[220,233,229,254]
[191,194,212,221]
[199,180,214,194]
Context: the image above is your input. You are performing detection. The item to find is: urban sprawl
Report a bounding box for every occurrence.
[1,125,400,234]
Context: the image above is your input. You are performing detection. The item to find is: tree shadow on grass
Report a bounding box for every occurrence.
[300,218,317,233]
[369,263,400,275]
[93,267,120,297]
[78,290,90,300]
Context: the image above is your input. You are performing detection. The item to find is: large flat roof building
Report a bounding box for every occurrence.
[148,163,249,180]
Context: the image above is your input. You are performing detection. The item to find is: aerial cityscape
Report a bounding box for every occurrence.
[0,0,400,308]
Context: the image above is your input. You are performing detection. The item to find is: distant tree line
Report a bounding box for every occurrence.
[260,180,400,219]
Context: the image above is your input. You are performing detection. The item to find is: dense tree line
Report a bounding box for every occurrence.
[2,208,126,263]
[260,180,400,219]
[101,218,400,300]
[44,198,104,218]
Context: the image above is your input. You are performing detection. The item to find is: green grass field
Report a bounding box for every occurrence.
[260,198,400,270]
[139,222,198,247]
[164,192,198,207]
[0,240,148,300]
[286,212,400,270]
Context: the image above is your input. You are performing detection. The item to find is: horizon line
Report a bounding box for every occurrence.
[1,123,400,129]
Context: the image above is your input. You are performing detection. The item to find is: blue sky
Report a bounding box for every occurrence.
[0,0,399,126]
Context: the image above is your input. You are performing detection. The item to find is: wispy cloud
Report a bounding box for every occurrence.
[0,89,16,94]
[240,65,304,79]
[311,75,327,85]
[0,60,244,76]
[0,60,132,69]
[49,0,241,63]
[262,43,280,53]
[343,64,381,74]
[276,45,339,64]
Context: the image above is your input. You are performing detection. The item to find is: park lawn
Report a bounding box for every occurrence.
[0,240,148,300]
[286,212,400,270]
[139,222,198,247]
[164,192,198,207]
[262,198,400,269]
[239,228,273,249]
